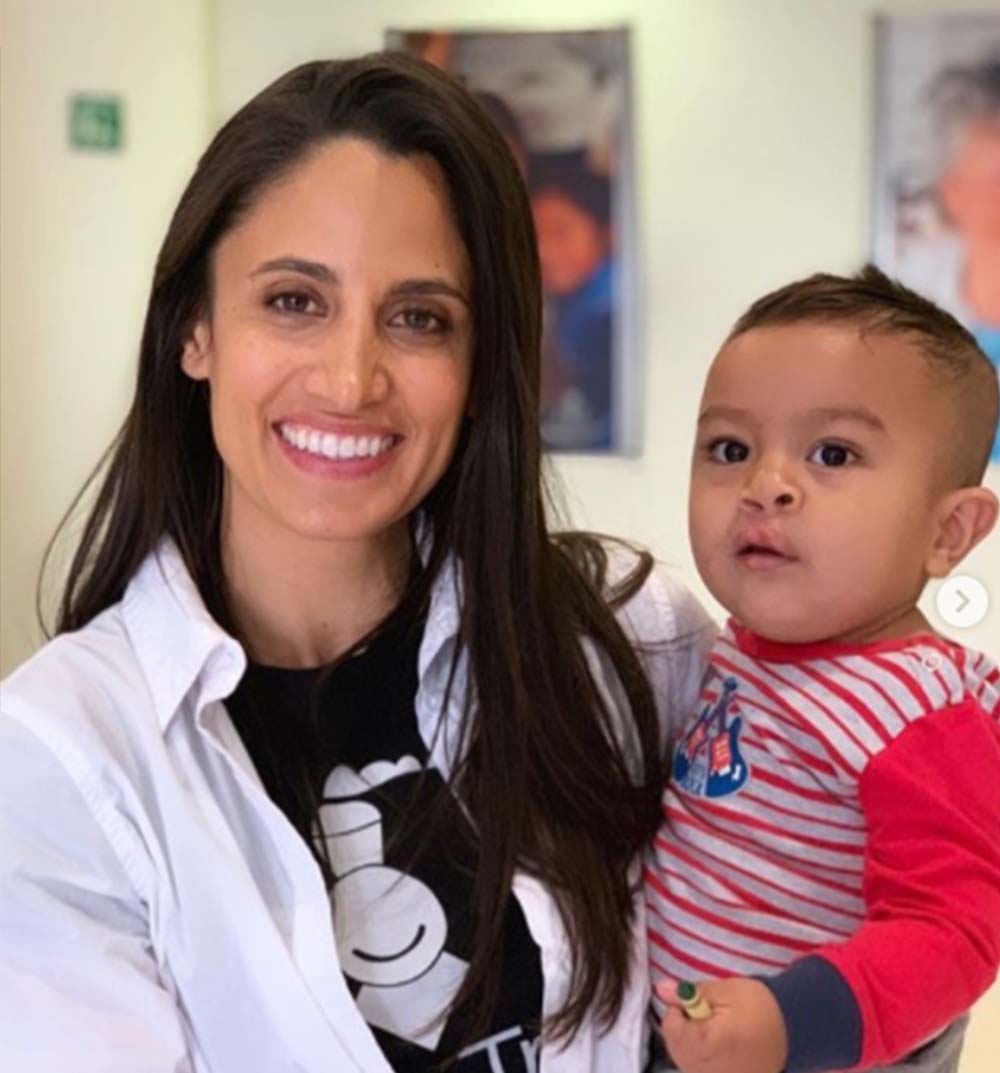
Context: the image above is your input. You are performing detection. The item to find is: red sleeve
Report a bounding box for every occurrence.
[814,700,1000,1068]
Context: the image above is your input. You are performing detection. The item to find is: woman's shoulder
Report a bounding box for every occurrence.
[598,543,718,739]
[600,541,715,643]
[0,602,159,774]
[551,532,715,643]
[3,540,242,756]
[0,608,166,940]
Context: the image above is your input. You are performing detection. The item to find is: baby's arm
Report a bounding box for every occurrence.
[657,698,1000,1073]
[800,699,1000,1068]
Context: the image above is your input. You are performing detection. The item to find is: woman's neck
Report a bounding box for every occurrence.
[220,512,412,669]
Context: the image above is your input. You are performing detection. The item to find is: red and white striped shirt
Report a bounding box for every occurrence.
[647,621,1000,1069]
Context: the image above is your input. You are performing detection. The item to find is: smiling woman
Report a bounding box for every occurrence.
[0,52,712,1073]
[178,139,475,662]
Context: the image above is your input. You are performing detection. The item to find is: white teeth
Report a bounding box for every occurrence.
[280,424,396,462]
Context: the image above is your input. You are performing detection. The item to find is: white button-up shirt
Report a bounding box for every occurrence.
[0,540,712,1073]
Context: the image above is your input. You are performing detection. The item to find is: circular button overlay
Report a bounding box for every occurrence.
[935,575,989,630]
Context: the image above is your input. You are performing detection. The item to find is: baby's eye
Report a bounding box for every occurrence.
[709,439,750,463]
[268,291,322,317]
[389,306,448,335]
[808,442,857,467]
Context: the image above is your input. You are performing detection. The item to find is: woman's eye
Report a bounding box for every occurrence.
[809,442,857,467]
[389,307,448,335]
[709,439,750,463]
[268,291,322,316]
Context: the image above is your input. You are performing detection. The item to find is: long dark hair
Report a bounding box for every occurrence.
[43,53,665,1044]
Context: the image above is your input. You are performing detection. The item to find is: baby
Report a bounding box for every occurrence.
[647,266,1000,1073]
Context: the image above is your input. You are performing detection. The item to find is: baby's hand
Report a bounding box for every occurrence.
[656,977,788,1073]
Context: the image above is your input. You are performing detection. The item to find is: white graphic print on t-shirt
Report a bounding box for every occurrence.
[316,758,470,1051]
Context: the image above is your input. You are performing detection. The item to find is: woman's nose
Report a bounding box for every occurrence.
[304,316,389,412]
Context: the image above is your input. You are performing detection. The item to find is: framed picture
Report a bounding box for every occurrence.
[872,13,1000,464]
[387,27,639,454]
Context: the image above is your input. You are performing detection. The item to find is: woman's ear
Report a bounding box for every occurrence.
[925,486,999,578]
[180,320,212,381]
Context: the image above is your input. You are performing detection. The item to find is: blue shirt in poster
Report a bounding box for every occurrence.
[552,257,614,450]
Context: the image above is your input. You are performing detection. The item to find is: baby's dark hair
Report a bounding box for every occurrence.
[728,265,999,487]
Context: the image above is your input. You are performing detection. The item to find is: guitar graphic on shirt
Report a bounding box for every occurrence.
[673,676,749,798]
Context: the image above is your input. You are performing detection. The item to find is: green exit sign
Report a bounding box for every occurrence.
[69,94,123,151]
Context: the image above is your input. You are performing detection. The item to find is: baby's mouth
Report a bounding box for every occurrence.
[739,543,788,559]
[735,535,799,567]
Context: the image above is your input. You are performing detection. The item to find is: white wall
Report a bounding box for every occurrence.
[215,2,999,1070]
[2,1,998,1068]
[212,0,999,659]
[0,0,213,666]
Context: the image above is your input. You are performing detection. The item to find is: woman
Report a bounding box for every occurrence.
[0,53,711,1072]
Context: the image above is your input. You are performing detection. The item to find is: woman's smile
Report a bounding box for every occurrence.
[274,419,403,479]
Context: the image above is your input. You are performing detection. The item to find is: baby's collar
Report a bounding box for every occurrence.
[727,618,946,663]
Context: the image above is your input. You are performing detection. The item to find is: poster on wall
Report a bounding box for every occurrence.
[872,13,1000,465]
[387,27,638,454]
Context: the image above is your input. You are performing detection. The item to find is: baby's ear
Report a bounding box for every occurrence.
[925,487,999,578]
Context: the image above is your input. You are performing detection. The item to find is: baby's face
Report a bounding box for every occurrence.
[689,322,953,644]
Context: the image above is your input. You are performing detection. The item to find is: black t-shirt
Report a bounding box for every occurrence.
[227,611,544,1072]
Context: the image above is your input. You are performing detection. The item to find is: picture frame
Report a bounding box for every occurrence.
[872,13,1000,464]
[387,27,639,454]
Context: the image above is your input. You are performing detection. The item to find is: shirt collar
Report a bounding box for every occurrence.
[420,552,462,679]
[413,513,463,678]
[122,534,464,734]
[122,539,246,733]
[727,617,944,664]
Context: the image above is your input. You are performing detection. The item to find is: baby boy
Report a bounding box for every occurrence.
[647,266,1000,1073]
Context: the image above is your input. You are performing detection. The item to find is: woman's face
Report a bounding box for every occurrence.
[181,137,473,554]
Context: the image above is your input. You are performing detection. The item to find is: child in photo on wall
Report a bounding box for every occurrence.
[530,159,616,451]
[647,266,1000,1073]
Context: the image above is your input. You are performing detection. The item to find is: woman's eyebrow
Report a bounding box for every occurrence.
[385,278,470,308]
[250,257,333,281]
[247,261,469,308]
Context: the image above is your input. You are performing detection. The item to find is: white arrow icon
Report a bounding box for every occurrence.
[935,576,989,630]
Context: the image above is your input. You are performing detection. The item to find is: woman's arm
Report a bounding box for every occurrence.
[0,714,196,1073]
